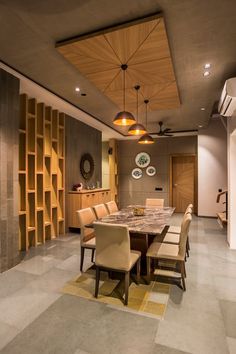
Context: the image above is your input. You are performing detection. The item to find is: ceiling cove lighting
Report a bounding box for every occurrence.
[113,64,136,126]
[138,99,154,144]
[128,85,147,135]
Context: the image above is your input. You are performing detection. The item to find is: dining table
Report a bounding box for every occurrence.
[96,205,175,273]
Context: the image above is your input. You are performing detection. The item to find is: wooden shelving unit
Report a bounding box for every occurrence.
[18,94,65,251]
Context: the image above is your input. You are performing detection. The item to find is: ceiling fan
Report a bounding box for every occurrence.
[156,121,173,137]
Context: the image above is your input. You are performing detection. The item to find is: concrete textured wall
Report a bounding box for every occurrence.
[0,69,20,272]
[102,141,109,189]
[65,116,102,228]
[118,136,197,208]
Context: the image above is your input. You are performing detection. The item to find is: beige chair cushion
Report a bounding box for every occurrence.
[147,242,179,259]
[145,198,164,208]
[93,204,109,219]
[163,232,180,244]
[77,208,96,244]
[168,225,181,234]
[105,201,118,214]
[94,222,140,271]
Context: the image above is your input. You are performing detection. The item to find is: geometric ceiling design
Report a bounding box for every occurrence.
[56,15,180,117]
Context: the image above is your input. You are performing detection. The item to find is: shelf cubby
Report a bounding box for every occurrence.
[37,138,44,172]
[37,103,44,136]
[28,118,36,153]
[52,142,58,174]
[44,157,51,189]
[28,230,36,248]
[52,110,58,140]
[45,191,51,223]
[19,174,26,212]
[28,193,35,228]
[51,208,58,238]
[58,128,64,157]
[58,159,64,189]
[45,224,51,241]
[19,214,27,251]
[37,174,44,208]
[28,98,36,116]
[52,175,57,206]
[19,133,26,171]
[28,155,35,190]
[37,210,44,244]
[45,123,51,156]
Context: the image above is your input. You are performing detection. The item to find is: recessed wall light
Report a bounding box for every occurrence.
[204,63,211,69]
[203,71,210,77]
[75,87,80,92]
[201,107,205,111]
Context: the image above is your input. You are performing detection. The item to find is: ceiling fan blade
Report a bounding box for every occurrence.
[163,128,172,133]
[164,133,173,137]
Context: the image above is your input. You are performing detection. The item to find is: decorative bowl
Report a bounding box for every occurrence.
[133,207,145,216]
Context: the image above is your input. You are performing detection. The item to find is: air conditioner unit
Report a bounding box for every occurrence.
[218,78,236,117]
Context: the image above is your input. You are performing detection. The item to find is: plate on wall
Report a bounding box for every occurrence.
[132,168,142,179]
[135,152,150,168]
[146,166,156,176]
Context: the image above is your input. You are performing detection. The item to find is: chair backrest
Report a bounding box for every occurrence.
[94,222,131,270]
[77,208,96,242]
[93,204,109,219]
[146,198,164,208]
[105,201,118,214]
[179,213,192,258]
[185,204,193,215]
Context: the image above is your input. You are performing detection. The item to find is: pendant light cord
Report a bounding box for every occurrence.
[123,69,125,111]
[136,87,139,123]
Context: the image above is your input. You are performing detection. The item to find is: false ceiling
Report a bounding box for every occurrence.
[1,0,236,136]
[56,15,180,115]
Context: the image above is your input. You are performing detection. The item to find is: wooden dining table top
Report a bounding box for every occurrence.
[97,206,175,235]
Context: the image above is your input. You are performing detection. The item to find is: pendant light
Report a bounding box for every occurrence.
[113,64,136,126]
[128,85,147,135]
[138,99,154,144]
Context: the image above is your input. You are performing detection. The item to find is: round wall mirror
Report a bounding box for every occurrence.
[80,153,94,180]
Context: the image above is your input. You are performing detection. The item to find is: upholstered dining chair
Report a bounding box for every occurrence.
[146,214,192,290]
[94,222,141,305]
[145,198,164,208]
[77,208,96,272]
[167,204,193,256]
[93,204,109,219]
[105,200,119,214]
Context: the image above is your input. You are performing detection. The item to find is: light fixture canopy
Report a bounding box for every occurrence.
[138,99,154,144]
[128,85,147,135]
[113,64,135,126]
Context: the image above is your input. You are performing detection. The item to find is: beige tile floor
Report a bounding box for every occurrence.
[0,216,235,354]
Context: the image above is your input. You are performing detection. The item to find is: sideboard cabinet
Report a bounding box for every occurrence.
[68,189,111,228]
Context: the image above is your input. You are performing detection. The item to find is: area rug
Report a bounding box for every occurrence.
[62,269,170,319]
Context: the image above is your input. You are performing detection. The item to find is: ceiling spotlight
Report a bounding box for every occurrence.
[204,63,211,69]
[201,107,205,111]
[203,71,210,77]
[75,87,80,92]
[198,125,203,128]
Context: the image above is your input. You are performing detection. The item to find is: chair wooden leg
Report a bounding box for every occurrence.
[80,247,85,272]
[124,271,130,305]
[181,261,186,291]
[136,258,141,283]
[91,248,95,263]
[146,256,151,284]
[187,236,190,251]
[183,262,186,278]
[95,266,100,298]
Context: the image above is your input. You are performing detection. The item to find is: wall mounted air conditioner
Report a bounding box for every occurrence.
[218,78,236,117]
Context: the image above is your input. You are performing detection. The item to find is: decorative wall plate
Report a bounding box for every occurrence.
[132,168,142,179]
[135,152,150,168]
[146,166,156,176]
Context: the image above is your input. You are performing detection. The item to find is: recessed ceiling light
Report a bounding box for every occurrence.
[201,107,205,111]
[204,63,211,69]
[203,71,210,77]
[198,125,203,128]
[75,87,80,92]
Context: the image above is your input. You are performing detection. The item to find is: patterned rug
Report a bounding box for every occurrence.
[62,269,170,319]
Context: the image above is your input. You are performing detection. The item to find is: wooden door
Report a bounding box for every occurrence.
[171,156,195,212]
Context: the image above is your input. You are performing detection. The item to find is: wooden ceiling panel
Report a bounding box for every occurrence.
[104,19,158,64]
[57,14,180,113]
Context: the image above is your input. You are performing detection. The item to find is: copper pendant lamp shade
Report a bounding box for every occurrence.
[128,85,147,135]
[138,99,154,144]
[113,65,135,126]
